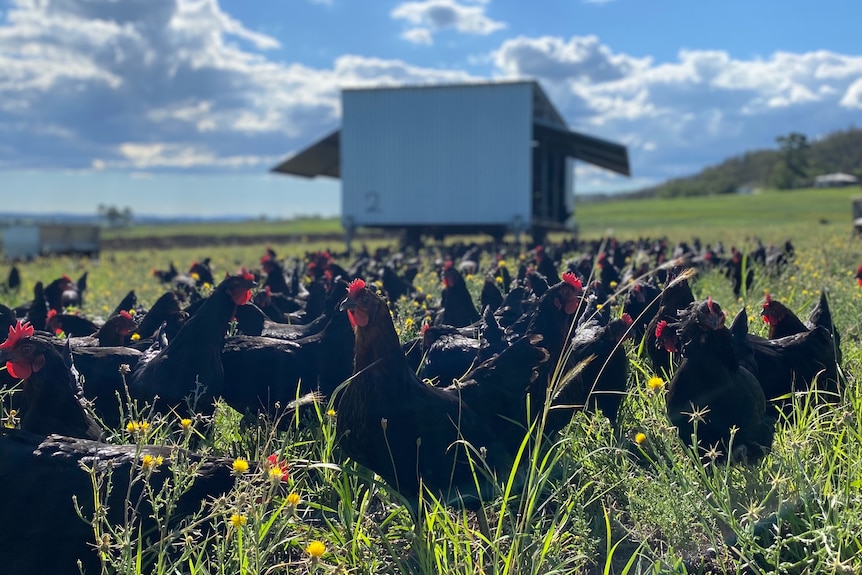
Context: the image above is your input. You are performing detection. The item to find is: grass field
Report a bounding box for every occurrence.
[101,216,345,240]
[99,185,862,246]
[575,186,862,241]
[2,187,862,573]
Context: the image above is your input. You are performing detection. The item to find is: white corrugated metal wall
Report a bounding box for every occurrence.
[341,82,533,228]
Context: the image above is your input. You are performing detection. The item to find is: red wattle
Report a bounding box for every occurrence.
[6,361,31,380]
[347,309,357,328]
[232,289,253,305]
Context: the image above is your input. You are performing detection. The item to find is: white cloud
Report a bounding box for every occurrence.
[3,0,861,196]
[391,0,506,44]
[117,142,273,169]
[840,78,862,109]
[0,0,476,171]
[402,27,434,45]
[493,34,862,189]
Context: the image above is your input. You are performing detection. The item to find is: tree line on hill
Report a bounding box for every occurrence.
[626,127,862,199]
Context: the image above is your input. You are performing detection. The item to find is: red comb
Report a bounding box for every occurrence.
[655,320,668,338]
[62,274,72,282]
[260,254,271,264]
[421,324,429,334]
[347,278,366,296]
[119,310,132,320]
[46,309,57,320]
[562,272,582,290]
[621,313,633,326]
[707,296,714,313]
[241,270,255,281]
[0,321,34,350]
[763,293,772,307]
[443,260,453,270]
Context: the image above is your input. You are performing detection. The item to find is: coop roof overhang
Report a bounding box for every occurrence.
[270,130,341,178]
[532,121,630,177]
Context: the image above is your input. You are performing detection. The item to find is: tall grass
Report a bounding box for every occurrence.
[2,196,862,573]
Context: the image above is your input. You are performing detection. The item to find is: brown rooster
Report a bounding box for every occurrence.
[336,279,549,506]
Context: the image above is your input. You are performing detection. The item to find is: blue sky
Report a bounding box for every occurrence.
[2,0,861,218]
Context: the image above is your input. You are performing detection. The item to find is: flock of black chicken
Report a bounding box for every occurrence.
[0,237,844,571]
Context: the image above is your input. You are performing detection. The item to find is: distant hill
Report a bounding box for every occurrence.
[627,127,862,199]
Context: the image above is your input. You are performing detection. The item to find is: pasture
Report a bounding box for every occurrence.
[2,186,862,574]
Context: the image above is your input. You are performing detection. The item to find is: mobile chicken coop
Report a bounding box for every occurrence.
[272,80,630,245]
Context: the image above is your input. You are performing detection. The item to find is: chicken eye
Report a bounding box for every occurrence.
[20,344,33,355]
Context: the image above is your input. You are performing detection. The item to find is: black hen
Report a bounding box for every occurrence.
[736,306,840,410]
[550,314,633,431]
[666,298,775,462]
[0,429,238,574]
[336,279,550,506]
[221,281,354,422]
[24,281,48,331]
[436,265,480,328]
[418,325,482,386]
[129,273,256,417]
[646,270,695,376]
[0,321,103,441]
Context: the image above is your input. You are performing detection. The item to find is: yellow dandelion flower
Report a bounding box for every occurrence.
[326,409,336,417]
[609,281,618,289]
[232,458,249,475]
[202,282,212,290]
[646,376,664,392]
[634,432,647,445]
[404,318,414,329]
[130,333,141,341]
[230,513,247,528]
[305,540,326,559]
[127,309,136,316]
[126,421,136,433]
[269,466,286,481]
[287,492,301,506]
[496,276,503,284]
[141,454,164,469]
[179,418,192,431]
[191,272,200,281]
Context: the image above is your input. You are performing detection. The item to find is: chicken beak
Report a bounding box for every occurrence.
[339,297,356,312]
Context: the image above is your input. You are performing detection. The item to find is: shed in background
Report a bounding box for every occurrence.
[2,224,101,260]
[272,80,630,245]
